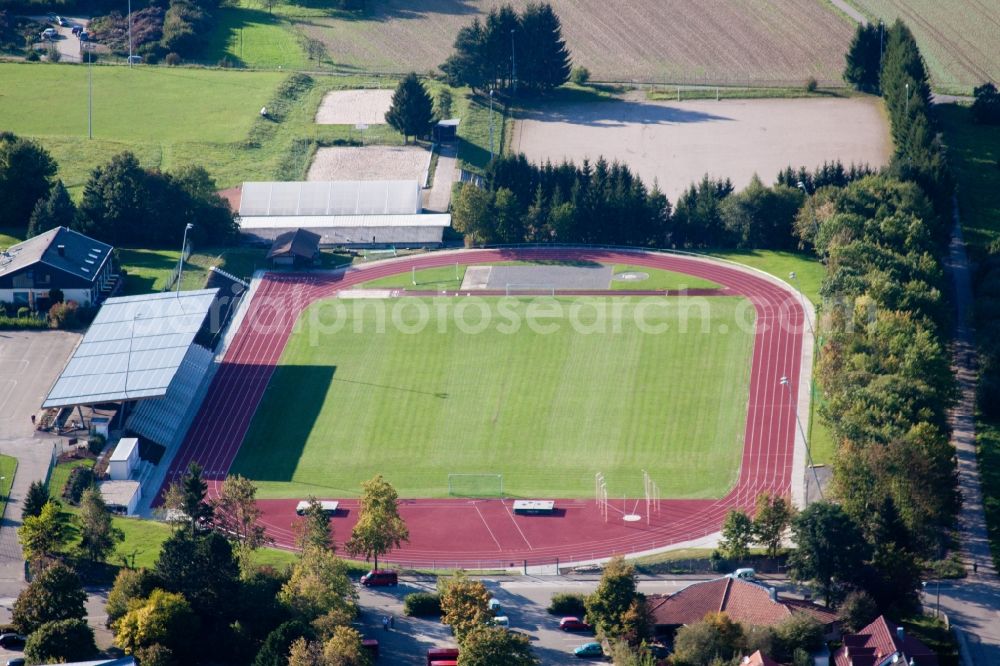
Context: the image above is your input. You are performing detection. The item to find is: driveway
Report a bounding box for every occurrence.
[30,16,89,63]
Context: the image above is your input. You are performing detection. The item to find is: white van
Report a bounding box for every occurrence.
[729,567,756,580]
[295,500,339,516]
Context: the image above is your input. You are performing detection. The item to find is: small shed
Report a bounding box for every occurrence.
[268,228,321,266]
[108,437,139,481]
[433,118,460,143]
[99,480,140,515]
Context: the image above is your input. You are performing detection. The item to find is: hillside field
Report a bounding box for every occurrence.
[845,0,1000,93]
[293,0,854,85]
[233,296,754,499]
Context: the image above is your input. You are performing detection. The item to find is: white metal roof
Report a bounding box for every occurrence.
[110,437,139,462]
[238,214,451,230]
[99,480,140,507]
[42,289,218,408]
[239,181,421,216]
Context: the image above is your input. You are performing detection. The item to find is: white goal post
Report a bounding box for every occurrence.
[448,473,504,498]
[504,283,557,296]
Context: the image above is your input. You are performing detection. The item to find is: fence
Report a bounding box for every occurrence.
[161,240,192,292]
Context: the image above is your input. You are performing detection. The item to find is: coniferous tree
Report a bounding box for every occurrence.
[28,180,75,238]
[519,2,571,92]
[441,18,489,91]
[843,22,883,93]
[385,73,435,143]
[21,480,50,519]
[0,133,57,230]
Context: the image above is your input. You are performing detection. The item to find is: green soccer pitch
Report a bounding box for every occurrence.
[232,296,755,499]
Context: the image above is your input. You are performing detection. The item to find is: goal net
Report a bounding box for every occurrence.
[448,474,504,498]
[504,283,556,297]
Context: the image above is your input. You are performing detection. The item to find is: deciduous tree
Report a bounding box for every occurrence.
[279,547,356,621]
[295,496,333,552]
[24,618,97,664]
[439,573,493,643]
[345,475,409,571]
[672,612,746,666]
[213,474,271,572]
[12,562,87,634]
[106,567,156,628]
[720,509,754,561]
[788,502,867,606]
[585,556,640,640]
[458,623,539,666]
[18,500,69,563]
[753,493,793,558]
[114,589,197,657]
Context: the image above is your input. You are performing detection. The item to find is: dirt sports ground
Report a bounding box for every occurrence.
[301,0,854,84]
[306,145,431,182]
[511,96,892,201]
[314,89,394,125]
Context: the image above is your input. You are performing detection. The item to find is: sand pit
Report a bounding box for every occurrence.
[315,89,394,125]
[511,97,891,201]
[307,145,431,182]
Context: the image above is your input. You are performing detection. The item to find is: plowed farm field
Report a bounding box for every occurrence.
[298,0,854,85]
[845,0,1000,92]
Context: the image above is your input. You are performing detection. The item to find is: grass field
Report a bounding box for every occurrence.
[233,295,754,499]
[844,0,1000,94]
[294,0,852,85]
[207,4,308,69]
[0,455,16,519]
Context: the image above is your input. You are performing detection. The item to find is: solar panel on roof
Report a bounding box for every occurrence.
[42,289,219,409]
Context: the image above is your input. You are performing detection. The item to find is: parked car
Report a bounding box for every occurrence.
[71,24,82,35]
[492,615,510,628]
[360,569,398,587]
[573,642,604,658]
[0,634,26,650]
[57,16,69,26]
[79,31,91,42]
[361,638,378,658]
[127,55,143,64]
[559,617,593,632]
[6,659,25,666]
[728,567,756,580]
[40,28,57,40]
[487,598,502,615]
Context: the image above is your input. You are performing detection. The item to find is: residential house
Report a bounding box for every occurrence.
[834,616,938,666]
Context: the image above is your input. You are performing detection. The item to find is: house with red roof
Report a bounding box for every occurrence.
[646,576,838,638]
[834,616,938,666]
[741,650,782,666]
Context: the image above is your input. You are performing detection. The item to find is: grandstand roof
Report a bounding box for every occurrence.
[42,289,218,408]
[239,180,421,217]
[239,214,451,230]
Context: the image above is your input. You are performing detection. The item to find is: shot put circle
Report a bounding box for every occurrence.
[613,271,649,282]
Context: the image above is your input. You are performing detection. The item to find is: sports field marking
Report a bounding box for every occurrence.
[474,503,503,551]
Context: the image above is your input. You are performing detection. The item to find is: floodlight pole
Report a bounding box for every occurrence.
[510,28,517,95]
[796,180,819,242]
[128,0,133,67]
[905,82,910,116]
[87,45,93,139]
[788,271,814,336]
[781,375,823,502]
[488,89,495,160]
[176,223,193,293]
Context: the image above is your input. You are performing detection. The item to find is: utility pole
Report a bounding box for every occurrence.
[87,44,93,139]
[488,89,495,160]
[128,0,133,67]
[781,376,824,503]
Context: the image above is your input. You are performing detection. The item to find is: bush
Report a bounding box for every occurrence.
[403,592,441,616]
[87,435,106,456]
[16,306,30,318]
[806,77,818,92]
[24,618,96,664]
[571,66,590,85]
[26,49,39,61]
[46,44,60,62]
[64,466,96,505]
[48,300,79,329]
[165,51,181,66]
[548,592,587,616]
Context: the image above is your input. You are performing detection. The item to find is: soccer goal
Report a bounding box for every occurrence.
[448,473,504,498]
[504,283,557,297]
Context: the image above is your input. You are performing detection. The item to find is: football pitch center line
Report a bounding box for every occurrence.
[502,502,534,551]
[474,503,504,552]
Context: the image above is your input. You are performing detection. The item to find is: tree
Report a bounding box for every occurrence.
[27,180,75,237]
[75,151,148,245]
[972,82,1000,125]
[720,509,754,561]
[12,562,87,634]
[321,625,370,666]
[78,486,125,563]
[458,624,539,666]
[24,618,97,664]
[106,567,156,628]
[772,614,824,663]
[585,556,640,640]
[153,529,240,620]
[385,73,435,143]
[213,474,271,572]
[279,546,356,621]
[439,573,493,643]
[295,496,333,552]
[18,500,70,563]
[163,460,214,533]
[441,18,489,91]
[21,480,50,519]
[843,22,883,92]
[134,644,175,666]
[115,589,198,657]
[672,612,746,666]
[719,175,804,249]
[451,184,497,244]
[518,2,571,92]
[788,502,868,606]
[0,133,57,230]
[253,620,314,666]
[345,474,409,571]
[838,589,879,633]
[753,493,793,558]
[288,637,325,666]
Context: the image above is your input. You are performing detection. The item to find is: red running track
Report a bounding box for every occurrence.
[160,248,805,567]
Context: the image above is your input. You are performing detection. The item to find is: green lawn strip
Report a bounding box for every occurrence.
[705,249,823,305]
[0,455,17,519]
[358,265,467,291]
[234,296,753,499]
[938,104,1000,261]
[205,5,307,69]
[647,87,847,101]
[0,226,25,247]
[610,264,720,291]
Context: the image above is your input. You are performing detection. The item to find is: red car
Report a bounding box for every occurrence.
[559,617,592,632]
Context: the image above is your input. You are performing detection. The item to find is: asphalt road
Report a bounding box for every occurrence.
[30,15,88,63]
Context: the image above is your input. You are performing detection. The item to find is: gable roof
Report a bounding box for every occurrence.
[742,650,782,666]
[834,616,938,666]
[647,577,837,629]
[0,226,113,282]
[267,228,321,259]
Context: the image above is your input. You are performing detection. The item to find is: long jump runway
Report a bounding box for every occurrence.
[159,248,806,567]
